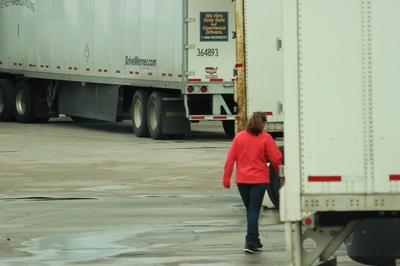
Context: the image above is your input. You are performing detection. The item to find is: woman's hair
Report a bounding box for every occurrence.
[246,112,267,136]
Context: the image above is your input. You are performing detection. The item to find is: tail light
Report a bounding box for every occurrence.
[187,86,194,93]
[200,86,208,93]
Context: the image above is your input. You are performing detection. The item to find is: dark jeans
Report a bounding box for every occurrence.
[237,183,267,245]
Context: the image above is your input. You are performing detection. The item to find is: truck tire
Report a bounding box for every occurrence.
[266,147,284,208]
[147,91,164,140]
[132,90,150,137]
[346,219,400,266]
[266,164,281,208]
[222,120,235,138]
[0,79,16,122]
[15,81,36,123]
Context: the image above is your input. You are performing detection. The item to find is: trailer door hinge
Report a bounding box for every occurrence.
[233,68,238,77]
[278,102,283,114]
[185,71,195,77]
[185,18,195,23]
[232,31,237,39]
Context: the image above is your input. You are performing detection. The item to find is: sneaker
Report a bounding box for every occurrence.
[244,243,260,254]
[256,240,263,249]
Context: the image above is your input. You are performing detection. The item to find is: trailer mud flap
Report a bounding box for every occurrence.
[161,97,190,135]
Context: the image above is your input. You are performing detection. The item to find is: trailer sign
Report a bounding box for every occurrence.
[200,12,228,42]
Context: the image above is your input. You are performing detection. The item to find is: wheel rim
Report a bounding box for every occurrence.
[16,89,27,115]
[0,89,4,114]
[149,100,158,131]
[133,98,142,128]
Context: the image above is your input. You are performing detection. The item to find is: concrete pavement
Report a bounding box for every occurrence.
[0,119,358,265]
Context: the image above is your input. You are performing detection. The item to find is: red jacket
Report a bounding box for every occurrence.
[223,131,282,184]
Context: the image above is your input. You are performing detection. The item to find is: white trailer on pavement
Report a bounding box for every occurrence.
[281,0,400,265]
[243,0,400,265]
[244,0,283,134]
[0,0,237,138]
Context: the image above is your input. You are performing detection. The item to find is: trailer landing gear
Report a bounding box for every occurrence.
[285,220,360,266]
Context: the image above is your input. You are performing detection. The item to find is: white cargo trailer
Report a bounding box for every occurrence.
[242,0,400,265]
[0,0,237,138]
[244,0,283,134]
[280,0,400,265]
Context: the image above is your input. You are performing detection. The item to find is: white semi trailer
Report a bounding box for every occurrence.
[0,0,237,139]
[243,0,400,265]
[244,0,283,135]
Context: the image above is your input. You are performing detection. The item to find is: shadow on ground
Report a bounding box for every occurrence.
[46,118,232,141]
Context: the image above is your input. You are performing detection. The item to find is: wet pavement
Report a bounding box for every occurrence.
[0,119,359,265]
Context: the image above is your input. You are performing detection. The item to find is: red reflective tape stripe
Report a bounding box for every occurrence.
[308,176,342,182]
[264,112,273,116]
[209,78,224,82]
[213,116,227,120]
[235,63,244,68]
[191,116,205,120]
[188,79,202,82]
[390,175,400,181]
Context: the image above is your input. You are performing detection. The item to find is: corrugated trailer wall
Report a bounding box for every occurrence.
[0,0,183,85]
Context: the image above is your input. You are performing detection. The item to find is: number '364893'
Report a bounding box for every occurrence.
[196,48,219,57]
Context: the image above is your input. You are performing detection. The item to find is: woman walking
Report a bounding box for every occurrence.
[223,112,282,254]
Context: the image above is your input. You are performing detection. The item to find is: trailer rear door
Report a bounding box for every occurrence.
[185,0,235,83]
[245,0,283,124]
[281,0,400,218]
